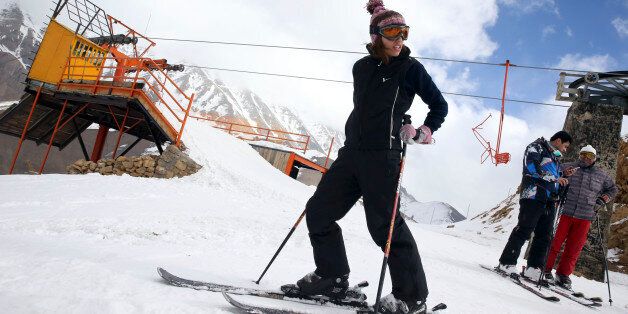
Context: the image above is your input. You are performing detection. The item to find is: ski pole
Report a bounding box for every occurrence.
[537,185,569,289]
[594,209,613,305]
[255,208,306,284]
[374,115,412,313]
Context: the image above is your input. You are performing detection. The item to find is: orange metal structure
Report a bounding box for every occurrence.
[191,115,311,153]
[4,0,193,174]
[58,54,194,147]
[284,152,327,176]
[8,87,43,174]
[323,137,335,168]
[472,60,511,166]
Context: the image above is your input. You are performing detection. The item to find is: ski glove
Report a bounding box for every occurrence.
[399,124,417,144]
[399,124,433,145]
[601,194,611,203]
[415,125,432,144]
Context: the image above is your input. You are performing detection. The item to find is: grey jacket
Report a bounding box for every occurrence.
[560,161,618,221]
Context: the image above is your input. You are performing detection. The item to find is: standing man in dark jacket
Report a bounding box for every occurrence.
[293,1,448,313]
[497,131,572,281]
[544,145,618,289]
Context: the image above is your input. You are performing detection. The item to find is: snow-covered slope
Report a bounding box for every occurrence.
[1,120,627,313]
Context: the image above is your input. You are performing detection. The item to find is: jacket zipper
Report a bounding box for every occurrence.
[389,86,400,149]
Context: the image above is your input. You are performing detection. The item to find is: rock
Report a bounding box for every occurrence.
[174,160,187,171]
[143,158,155,168]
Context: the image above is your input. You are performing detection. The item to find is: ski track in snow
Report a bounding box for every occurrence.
[0,120,627,313]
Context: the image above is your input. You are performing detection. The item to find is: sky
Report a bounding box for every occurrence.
[11,0,628,215]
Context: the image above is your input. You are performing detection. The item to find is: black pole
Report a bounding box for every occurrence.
[537,185,569,289]
[594,210,613,305]
[373,115,411,313]
[72,119,90,160]
[255,208,307,284]
[119,137,142,157]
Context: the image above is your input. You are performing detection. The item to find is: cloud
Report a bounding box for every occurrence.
[499,0,560,16]
[565,26,573,37]
[554,53,617,72]
[542,25,556,38]
[612,17,628,38]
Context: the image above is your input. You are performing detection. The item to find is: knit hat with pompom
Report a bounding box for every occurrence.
[366,0,406,43]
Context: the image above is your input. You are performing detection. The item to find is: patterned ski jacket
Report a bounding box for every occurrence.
[560,161,618,221]
[520,137,562,203]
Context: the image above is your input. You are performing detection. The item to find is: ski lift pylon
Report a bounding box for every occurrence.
[472,60,511,166]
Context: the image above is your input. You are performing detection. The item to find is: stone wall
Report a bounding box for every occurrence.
[66,145,201,178]
[608,138,628,274]
[562,101,624,282]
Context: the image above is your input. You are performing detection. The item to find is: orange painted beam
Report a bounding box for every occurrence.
[293,154,327,173]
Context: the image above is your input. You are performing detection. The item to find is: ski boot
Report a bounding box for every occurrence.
[555,273,572,290]
[295,271,349,298]
[377,293,427,314]
[521,266,544,284]
[497,263,518,276]
[543,271,555,283]
[281,272,368,307]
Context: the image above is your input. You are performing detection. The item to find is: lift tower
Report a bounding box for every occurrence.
[0,0,193,174]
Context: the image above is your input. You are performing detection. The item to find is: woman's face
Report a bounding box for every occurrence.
[382,36,404,57]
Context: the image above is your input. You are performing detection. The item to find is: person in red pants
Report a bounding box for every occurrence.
[544,145,618,290]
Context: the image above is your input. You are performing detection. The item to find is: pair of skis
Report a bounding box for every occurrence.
[480,264,602,308]
[157,267,447,313]
[519,275,602,307]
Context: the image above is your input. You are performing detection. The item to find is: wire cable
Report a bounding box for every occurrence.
[150,37,592,73]
[186,64,570,108]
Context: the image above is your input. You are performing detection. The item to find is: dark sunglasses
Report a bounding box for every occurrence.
[370,24,410,40]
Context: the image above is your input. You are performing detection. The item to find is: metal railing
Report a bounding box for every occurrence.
[190,114,310,153]
[58,55,194,147]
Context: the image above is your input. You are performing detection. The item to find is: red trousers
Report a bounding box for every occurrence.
[545,215,591,276]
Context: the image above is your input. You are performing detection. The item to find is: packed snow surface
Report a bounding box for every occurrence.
[1,120,627,313]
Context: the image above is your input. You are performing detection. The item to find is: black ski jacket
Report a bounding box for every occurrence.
[344,45,448,150]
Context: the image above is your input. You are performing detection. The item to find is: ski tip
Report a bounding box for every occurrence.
[222,292,233,300]
[222,292,255,311]
[431,303,447,311]
[157,267,169,278]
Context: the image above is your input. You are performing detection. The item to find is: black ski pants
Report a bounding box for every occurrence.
[305,147,428,302]
[499,199,557,268]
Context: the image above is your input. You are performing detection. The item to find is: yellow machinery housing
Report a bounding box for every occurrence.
[28,19,106,85]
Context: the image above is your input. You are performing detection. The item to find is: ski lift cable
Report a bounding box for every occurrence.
[150,37,592,74]
[185,64,570,108]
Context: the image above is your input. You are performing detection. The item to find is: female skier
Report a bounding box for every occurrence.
[294,1,448,313]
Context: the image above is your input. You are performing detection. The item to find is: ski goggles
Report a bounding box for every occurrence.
[580,152,596,159]
[370,24,410,40]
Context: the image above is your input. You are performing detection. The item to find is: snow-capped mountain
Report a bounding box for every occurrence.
[0,2,39,102]
[402,200,467,224]
[170,67,344,157]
